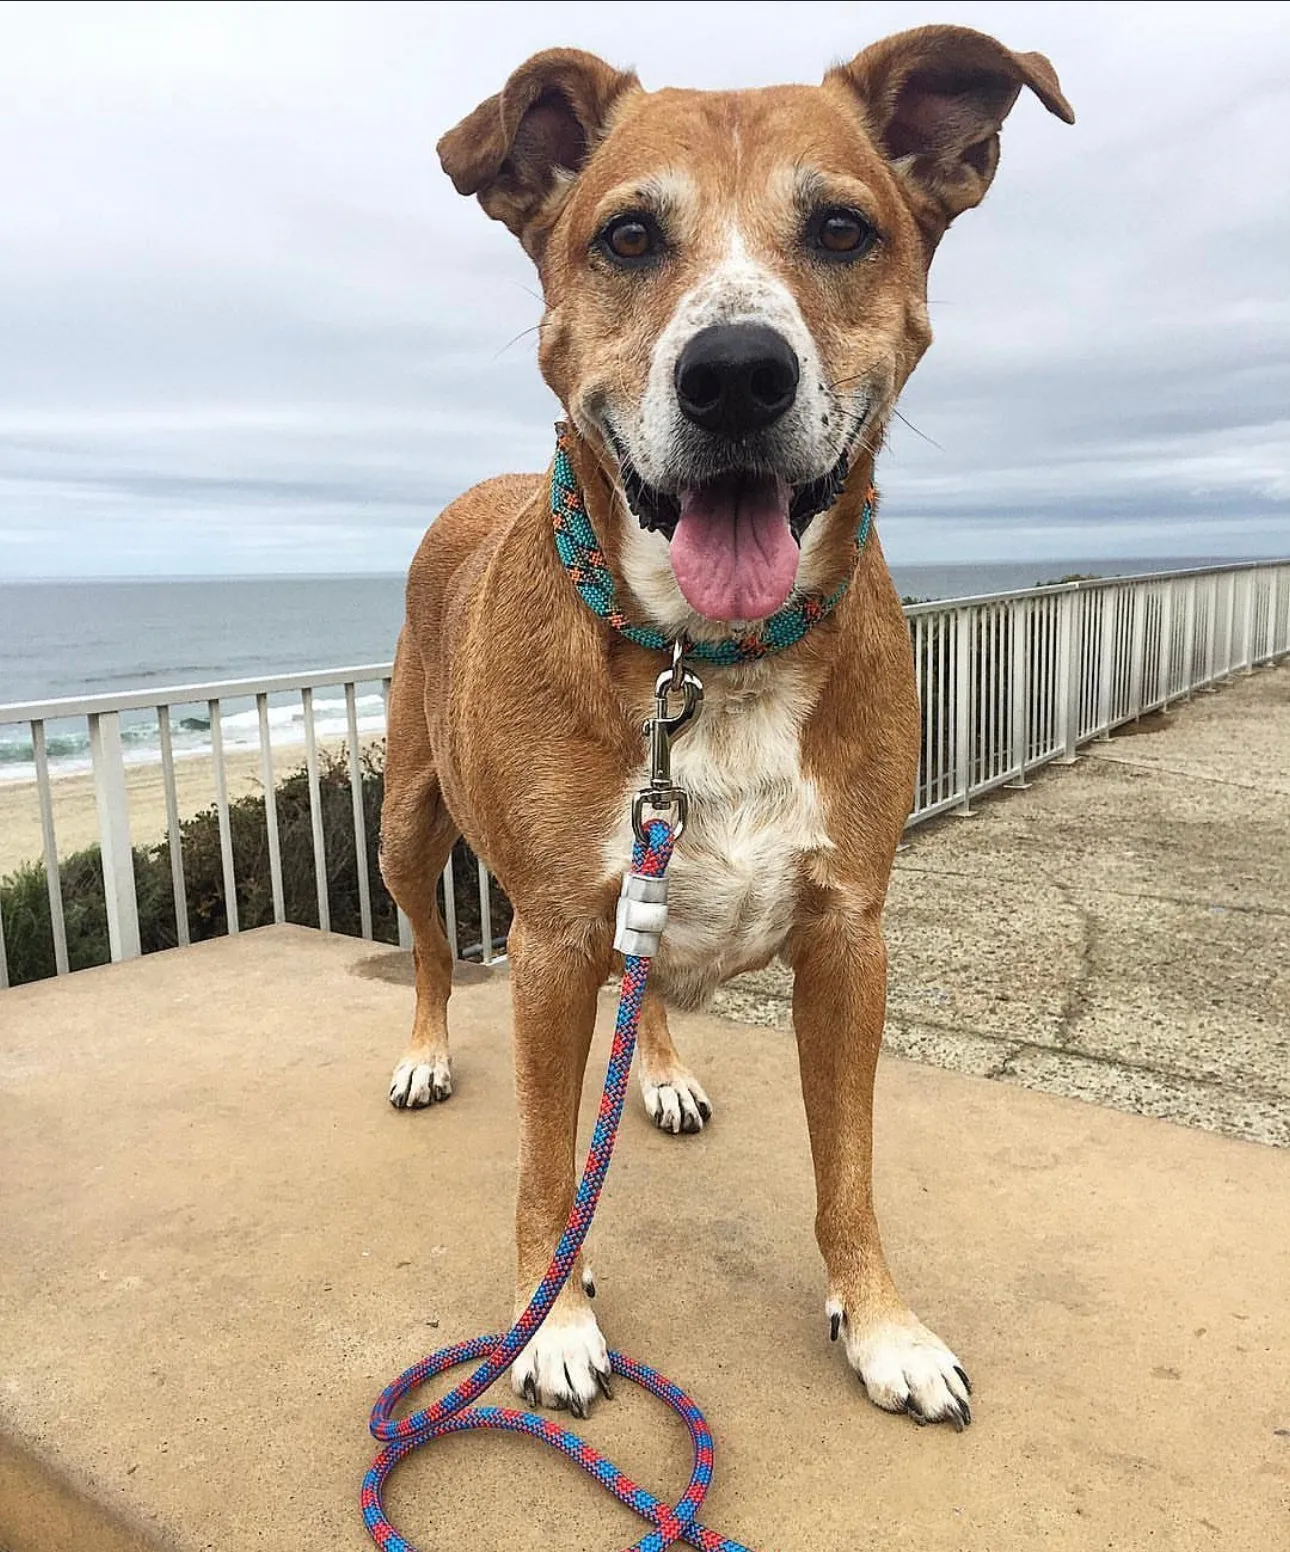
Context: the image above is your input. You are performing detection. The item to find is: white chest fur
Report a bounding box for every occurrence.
[606,663,833,1008]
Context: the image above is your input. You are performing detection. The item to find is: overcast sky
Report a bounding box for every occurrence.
[1,0,1288,579]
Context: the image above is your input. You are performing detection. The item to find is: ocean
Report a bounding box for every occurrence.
[0,558,1236,784]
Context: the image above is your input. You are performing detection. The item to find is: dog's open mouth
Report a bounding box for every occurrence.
[617,446,853,624]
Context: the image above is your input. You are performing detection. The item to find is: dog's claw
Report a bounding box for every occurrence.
[595,1367,615,1400]
[954,1364,973,1396]
[522,1374,538,1407]
[564,1364,587,1419]
[830,1311,841,1343]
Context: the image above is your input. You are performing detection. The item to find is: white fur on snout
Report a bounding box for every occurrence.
[511,1304,611,1414]
[635,227,834,489]
[389,1055,452,1108]
[830,1301,972,1425]
[615,226,855,635]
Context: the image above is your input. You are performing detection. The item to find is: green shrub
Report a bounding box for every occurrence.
[0,744,511,987]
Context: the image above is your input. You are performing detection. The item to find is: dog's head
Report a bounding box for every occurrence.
[439,27,1072,633]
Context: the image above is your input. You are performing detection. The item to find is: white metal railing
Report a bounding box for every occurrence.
[1,560,1287,989]
[0,665,501,988]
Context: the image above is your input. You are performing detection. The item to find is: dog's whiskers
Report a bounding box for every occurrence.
[890,406,944,451]
[494,323,542,359]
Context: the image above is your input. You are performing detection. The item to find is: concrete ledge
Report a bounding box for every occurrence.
[3,926,1289,1549]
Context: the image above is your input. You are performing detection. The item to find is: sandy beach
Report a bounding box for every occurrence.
[0,739,377,876]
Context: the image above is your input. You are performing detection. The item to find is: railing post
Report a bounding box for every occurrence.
[441,856,458,961]
[1158,580,1175,709]
[1127,581,1147,720]
[1056,587,1079,763]
[380,675,413,949]
[32,722,70,976]
[1267,568,1277,661]
[208,699,239,935]
[1182,577,1198,696]
[88,711,141,962]
[1239,569,1255,673]
[1222,572,1236,679]
[476,856,495,963]
[1208,574,1221,686]
[301,687,331,933]
[953,607,974,812]
[1006,596,1031,788]
[1096,585,1116,736]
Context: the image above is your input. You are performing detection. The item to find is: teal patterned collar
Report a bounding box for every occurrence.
[549,424,873,666]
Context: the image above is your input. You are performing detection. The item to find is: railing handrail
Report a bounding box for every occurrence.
[0,663,395,725]
[6,561,1288,721]
[901,557,1290,616]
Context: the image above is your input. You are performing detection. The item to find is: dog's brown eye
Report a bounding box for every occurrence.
[595,213,662,267]
[809,207,878,261]
[609,220,651,258]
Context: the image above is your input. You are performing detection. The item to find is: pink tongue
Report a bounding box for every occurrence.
[669,474,797,622]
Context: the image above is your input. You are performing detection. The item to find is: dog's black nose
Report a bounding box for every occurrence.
[674,324,800,439]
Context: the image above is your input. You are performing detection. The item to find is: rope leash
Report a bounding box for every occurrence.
[361,819,755,1552]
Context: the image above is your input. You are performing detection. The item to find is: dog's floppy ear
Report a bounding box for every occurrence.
[829,25,1073,239]
[437,48,639,258]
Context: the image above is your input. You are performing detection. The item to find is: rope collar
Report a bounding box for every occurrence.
[550,424,874,666]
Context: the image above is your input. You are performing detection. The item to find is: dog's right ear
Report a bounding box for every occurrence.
[437,49,640,259]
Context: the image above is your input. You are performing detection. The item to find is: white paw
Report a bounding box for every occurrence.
[641,1068,712,1135]
[829,1300,972,1429]
[389,1055,452,1109]
[511,1305,613,1419]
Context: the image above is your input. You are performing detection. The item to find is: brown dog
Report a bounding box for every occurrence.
[380,25,1072,1427]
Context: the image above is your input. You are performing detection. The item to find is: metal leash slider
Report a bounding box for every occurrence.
[617,642,704,958]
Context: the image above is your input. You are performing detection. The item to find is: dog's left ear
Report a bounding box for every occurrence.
[829,25,1074,241]
[438,48,640,260]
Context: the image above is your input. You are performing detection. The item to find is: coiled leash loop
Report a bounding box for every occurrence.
[362,657,756,1552]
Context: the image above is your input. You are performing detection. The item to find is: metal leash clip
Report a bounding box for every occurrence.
[619,643,704,958]
[631,639,703,842]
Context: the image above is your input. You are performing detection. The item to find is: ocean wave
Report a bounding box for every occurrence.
[0,692,387,786]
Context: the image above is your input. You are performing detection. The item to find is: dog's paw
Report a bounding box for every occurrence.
[641,1066,712,1135]
[389,1055,452,1109]
[828,1300,972,1430]
[511,1305,613,1419]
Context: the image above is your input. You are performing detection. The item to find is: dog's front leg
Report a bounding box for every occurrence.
[506,911,614,1417]
[792,906,973,1429]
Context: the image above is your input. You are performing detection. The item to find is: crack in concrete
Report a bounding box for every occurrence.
[1085,750,1290,798]
[894,858,1290,921]
[884,1014,1290,1107]
[1046,876,1098,1049]
[982,1043,1026,1080]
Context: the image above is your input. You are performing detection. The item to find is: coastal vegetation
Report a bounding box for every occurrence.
[0,746,510,986]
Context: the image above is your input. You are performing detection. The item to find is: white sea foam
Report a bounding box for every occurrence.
[0,692,388,786]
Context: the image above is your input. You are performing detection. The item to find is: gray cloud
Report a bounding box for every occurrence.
[1,0,1287,576]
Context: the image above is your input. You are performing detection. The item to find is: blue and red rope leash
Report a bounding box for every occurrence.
[361,821,755,1552]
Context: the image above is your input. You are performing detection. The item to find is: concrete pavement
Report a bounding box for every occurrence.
[715,664,1290,1147]
[3,925,1288,1551]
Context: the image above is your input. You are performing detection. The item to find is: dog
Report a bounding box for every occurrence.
[379,24,1072,1428]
